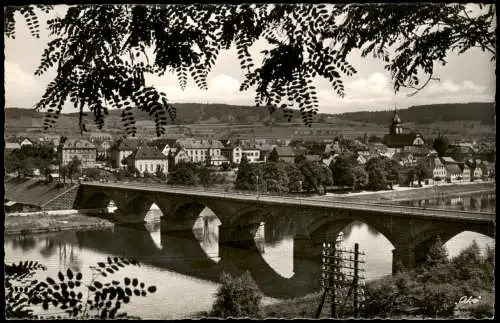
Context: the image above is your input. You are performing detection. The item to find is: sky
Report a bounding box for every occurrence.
[4,4,496,115]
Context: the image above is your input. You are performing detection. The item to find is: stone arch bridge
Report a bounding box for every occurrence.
[74,182,495,272]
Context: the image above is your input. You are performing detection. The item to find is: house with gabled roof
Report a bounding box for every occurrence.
[176,139,223,164]
[19,137,35,147]
[60,139,97,169]
[441,157,461,183]
[424,157,447,182]
[111,138,143,168]
[130,146,168,176]
[458,162,471,182]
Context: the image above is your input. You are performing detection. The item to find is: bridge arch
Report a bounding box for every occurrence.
[307,215,399,248]
[80,191,121,210]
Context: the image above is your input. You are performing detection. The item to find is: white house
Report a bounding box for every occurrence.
[166,148,190,165]
[241,146,261,163]
[176,139,224,164]
[356,154,367,165]
[473,164,483,180]
[426,157,446,182]
[441,157,461,183]
[60,139,97,169]
[221,145,242,164]
[131,146,168,176]
[211,154,230,166]
[458,163,471,182]
[5,142,21,151]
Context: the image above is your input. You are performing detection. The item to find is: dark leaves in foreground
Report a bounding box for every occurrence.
[5,4,496,134]
[5,257,156,319]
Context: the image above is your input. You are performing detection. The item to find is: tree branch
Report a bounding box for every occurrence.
[405,74,440,97]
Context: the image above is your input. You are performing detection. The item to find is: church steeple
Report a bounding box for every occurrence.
[389,105,403,135]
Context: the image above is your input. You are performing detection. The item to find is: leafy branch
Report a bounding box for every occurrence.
[5,257,157,320]
[5,4,496,135]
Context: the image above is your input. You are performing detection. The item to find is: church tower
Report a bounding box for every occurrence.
[389,108,403,135]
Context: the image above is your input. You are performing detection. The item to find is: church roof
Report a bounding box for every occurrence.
[383,133,420,148]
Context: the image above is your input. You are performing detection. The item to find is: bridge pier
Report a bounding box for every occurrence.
[219,224,264,253]
[293,234,322,261]
[161,217,196,233]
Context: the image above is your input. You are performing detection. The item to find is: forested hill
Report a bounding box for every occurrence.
[4,104,303,125]
[4,101,495,127]
[335,102,495,125]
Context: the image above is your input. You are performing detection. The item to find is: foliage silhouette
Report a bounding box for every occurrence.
[5,257,157,319]
[5,4,496,136]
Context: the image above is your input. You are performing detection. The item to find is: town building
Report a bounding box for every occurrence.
[371,142,396,159]
[393,152,418,167]
[458,163,471,182]
[211,154,230,166]
[88,132,113,143]
[241,146,261,163]
[111,138,142,168]
[176,139,224,164]
[166,148,190,166]
[270,146,296,163]
[20,138,34,147]
[5,142,21,152]
[221,145,242,164]
[130,146,168,176]
[441,157,461,183]
[481,161,495,178]
[60,139,97,169]
[425,157,447,182]
[382,110,426,153]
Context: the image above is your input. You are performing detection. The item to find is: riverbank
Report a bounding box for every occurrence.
[4,213,115,236]
[257,290,494,319]
[339,181,495,202]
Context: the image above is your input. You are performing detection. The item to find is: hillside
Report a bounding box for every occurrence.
[335,102,495,125]
[4,102,496,140]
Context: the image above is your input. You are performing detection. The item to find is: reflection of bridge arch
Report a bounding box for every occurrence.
[409,223,495,265]
[74,224,322,299]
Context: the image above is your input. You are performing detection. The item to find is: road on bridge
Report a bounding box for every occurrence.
[82,181,495,223]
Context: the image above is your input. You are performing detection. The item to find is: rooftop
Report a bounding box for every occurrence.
[134,147,167,160]
[62,139,96,149]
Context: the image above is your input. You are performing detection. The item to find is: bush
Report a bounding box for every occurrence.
[210,271,262,318]
[415,283,461,317]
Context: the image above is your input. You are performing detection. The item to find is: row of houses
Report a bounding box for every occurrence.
[427,156,494,183]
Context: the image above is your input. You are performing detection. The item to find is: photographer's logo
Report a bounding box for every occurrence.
[456,295,482,305]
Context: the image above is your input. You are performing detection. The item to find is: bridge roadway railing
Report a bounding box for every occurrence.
[82,181,494,222]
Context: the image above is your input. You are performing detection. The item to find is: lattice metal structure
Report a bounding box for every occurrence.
[316,233,366,318]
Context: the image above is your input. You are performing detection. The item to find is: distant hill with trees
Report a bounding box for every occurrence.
[4,102,495,137]
[335,102,495,125]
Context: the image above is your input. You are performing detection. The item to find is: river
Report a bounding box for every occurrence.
[4,192,495,319]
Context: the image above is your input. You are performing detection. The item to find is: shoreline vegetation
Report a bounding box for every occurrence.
[193,238,494,320]
[4,182,494,237]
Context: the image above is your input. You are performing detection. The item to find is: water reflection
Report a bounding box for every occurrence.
[4,192,495,319]
[397,192,495,212]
